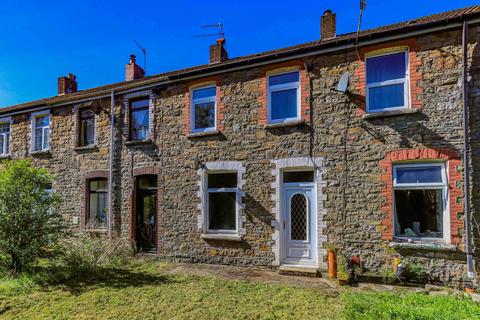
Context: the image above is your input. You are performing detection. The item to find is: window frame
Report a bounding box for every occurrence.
[205,170,239,235]
[267,70,301,124]
[392,162,449,243]
[128,97,150,141]
[86,177,108,228]
[0,117,11,156]
[190,85,217,133]
[365,49,410,113]
[31,111,50,152]
[78,108,95,147]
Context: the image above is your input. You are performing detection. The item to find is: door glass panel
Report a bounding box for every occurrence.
[290,194,307,241]
[140,194,156,249]
[283,171,314,183]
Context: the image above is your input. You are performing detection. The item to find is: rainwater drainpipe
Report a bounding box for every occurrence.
[107,91,115,240]
[462,20,475,280]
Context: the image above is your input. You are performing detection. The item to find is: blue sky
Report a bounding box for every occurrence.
[0,0,477,107]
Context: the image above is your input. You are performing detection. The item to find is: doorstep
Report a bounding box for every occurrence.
[278,265,320,278]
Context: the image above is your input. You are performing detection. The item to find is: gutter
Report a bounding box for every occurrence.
[1,15,480,117]
[461,21,475,280]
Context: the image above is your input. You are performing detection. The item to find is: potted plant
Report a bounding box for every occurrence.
[337,254,349,285]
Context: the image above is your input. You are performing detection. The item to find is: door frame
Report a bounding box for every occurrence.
[280,182,317,266]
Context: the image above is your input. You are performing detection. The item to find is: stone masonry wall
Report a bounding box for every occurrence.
[1,25,479,286]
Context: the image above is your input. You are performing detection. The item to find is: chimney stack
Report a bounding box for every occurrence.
[125,54,145,81]
[209,38,228,64]
[57,73,78,95]
[321,10,336,40]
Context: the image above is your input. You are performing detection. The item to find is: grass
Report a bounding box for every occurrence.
[0,261,478,319]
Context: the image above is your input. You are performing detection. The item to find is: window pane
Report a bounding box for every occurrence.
[138,176,157,190]
[131,108,149,140]
[43,128,50,149]
[80,109,94,120]
[368,84,404,110]
[5,134,9,154]
[396,166,443,184]
[367,52,406,83]
[283,171,314,183]
[131,99,149,110]
[80,117,94,146]
[194,102,215,129]
[271,88,298,120]
[193,87,216,100]
[34,128,43,150]
[394,189,443,238]
[290,194,307,241]
[0,135,4,154]
[35,116,49,128]
[269,72,299,86]
[208,173,237,188]
[0,123,9,133]
[208,192,236,230]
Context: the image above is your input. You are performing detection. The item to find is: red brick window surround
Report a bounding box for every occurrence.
[353,39,422,117]
[379,148,463,244]
[184,77,224,135]
[258,61,310,126]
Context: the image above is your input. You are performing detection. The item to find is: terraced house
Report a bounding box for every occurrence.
[1,6,479,286]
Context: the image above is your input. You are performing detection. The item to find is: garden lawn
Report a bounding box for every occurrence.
[0,262,478,320]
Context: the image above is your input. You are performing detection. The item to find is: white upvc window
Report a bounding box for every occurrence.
[392,163,449,243]
[366,50,410,112]
[267,70,301,124]
[190,85,216,133]
[206,171,239,234]
[0,118,11,156]
[31,111,50,152]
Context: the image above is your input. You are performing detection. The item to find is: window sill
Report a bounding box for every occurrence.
[362,108,419,119]
[201,233,242,242]
[187,130,221,138]
[264,120,305,129]
[125,139,153,146]
[30,150,51,156]
[0,154,11,160]
[85,228,108,234]
[389,241,457,252]
[74,145,98,152]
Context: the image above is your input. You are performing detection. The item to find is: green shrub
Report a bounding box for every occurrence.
[58,234,135,270]
[0,160,63,274]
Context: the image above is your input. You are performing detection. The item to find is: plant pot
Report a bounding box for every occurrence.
[465,286,475,294]
[328,249,336,279]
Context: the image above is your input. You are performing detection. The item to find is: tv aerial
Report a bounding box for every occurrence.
[195,22,226,44]
[134,40,147,74]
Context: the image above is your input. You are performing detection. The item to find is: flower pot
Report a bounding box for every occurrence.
[328,249,336,279]
[465,287,475,294]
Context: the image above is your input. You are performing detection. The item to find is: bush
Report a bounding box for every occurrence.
[58,234,135,270]
[0,160,63,274]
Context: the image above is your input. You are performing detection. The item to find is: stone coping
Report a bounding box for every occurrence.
[389,241,458,252]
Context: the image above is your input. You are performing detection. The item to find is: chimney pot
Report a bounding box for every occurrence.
[209,38,228,64]
[126,54,144,81]
[57,73,78,95]
[321,9,336,40]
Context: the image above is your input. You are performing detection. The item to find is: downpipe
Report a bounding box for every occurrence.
[107,90,115,240]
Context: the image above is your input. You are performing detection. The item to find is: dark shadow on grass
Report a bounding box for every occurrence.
[33,265,172,296]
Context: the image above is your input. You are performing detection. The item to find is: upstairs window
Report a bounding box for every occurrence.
[32,113,50,152]
[190,86,216,132]
[129,99,149,141]
[393,163,447,241]
[207,172,238,233]
[0,119,10,156]
[267,71,300,123]
[87,178,108,228]
[366,51,409,112]
[79,109,95,147]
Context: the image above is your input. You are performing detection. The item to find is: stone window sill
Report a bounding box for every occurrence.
[201,233,242,242]
[389,241,457,252]
[125,139,153,146]
[74,145,98,152]
[362,108,419,119]
[264,120,306,129]
[85,228,108,234]
[187,130,221,138]
[0,154,11,160]
[30,150,51,156]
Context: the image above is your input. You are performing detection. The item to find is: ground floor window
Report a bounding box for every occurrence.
[87,178,108,228]
[393,163,447,240]
[207,172,238,232]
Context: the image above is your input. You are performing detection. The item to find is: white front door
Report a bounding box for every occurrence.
[282,184,317,266]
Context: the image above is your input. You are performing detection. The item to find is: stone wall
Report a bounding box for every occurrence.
[2,25,479,286]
